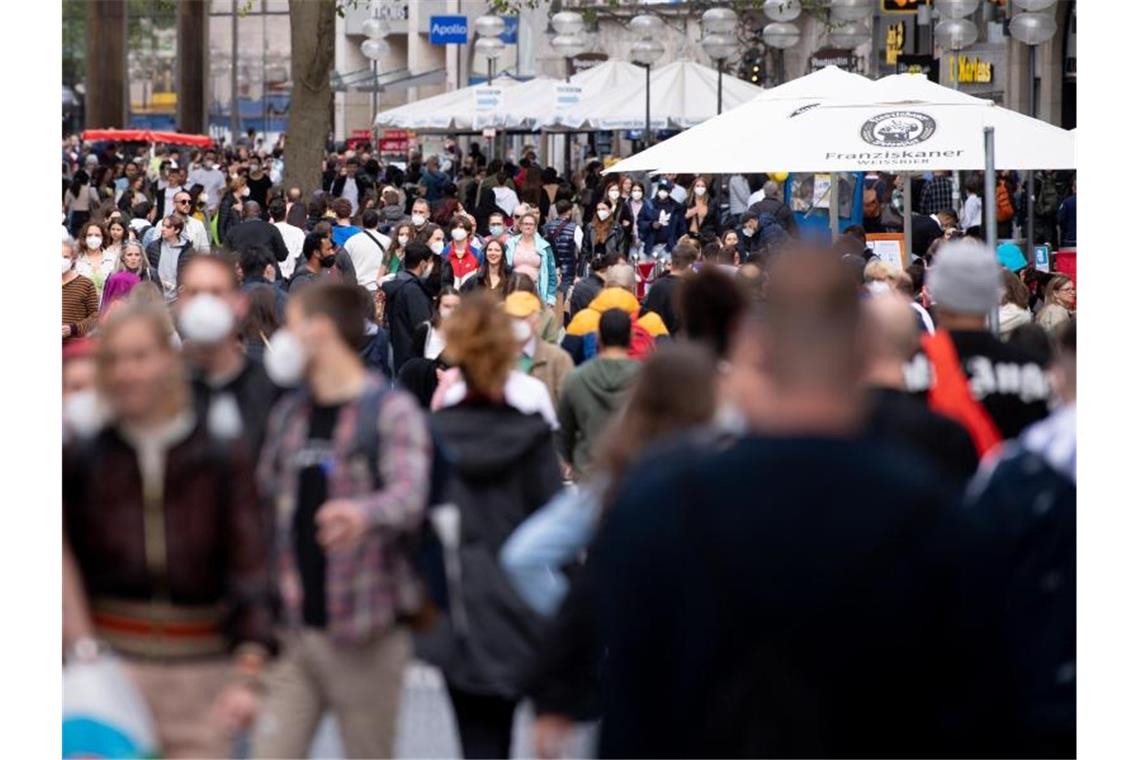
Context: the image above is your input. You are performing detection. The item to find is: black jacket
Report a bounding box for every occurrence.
[189,357,281,463]
[747,196,798,235]
[570,272,605,317]
[224,219,289,263]
[145,237,194,284]
[381,271,433,373]
[581,222,625,262]
[430,401,562,698]
[331,173,374,201]
[641,271,682,335]
[864,387,978,488]
[910,213,943,260]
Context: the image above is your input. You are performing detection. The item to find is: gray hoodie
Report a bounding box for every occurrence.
[556,355,641,477]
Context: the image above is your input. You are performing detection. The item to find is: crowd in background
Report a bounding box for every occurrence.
[61,132,1076,759]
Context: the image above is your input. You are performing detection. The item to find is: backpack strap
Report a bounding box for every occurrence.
[348,380,391,490]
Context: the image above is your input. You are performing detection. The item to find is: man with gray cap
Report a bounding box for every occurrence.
[904,238,1050,445]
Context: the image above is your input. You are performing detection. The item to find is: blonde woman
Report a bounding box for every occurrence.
[1036,274,1075,336]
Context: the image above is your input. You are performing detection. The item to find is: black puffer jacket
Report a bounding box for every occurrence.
[428,400,562,698]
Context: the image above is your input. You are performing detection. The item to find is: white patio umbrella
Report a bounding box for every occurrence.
[560,59,764,131]
[374,76,523,131]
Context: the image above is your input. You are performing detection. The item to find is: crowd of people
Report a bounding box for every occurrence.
[61,133,1076,759]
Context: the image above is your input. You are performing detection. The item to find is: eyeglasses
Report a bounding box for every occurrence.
[176,199,191,205]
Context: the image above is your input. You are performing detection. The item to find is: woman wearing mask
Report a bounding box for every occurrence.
[432,292,563,760]
[1036,274,1075,336]
[384,222,414,275]
[625,181,646,258]
[581,199,625,262]
[63,302,273,759]
[505,212,557,309]
[441,215,484,290]
[999,269,1033,340]
[64,169,100,238]
[418,223,446,298]
[601,180,635,251]
[462,238,512,299]
[684,176,720,242]
[74,222,117,303]
[113,240,162,289]
[62,235,100,344]
[411,286,460,362]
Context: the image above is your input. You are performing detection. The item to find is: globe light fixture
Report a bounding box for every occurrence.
[934,17,978,50]
[829,0,874,23]
[551,10,585,36]
[361,37,388,60]
[934,0,980,19]
[762,21,801,50]
[630,14,665,39]
[701,33,737,62]
[1011,0,1057,11]
[551,34,589,59]
[474,15,506,39]
[701,7,738,35]
[474,36,506,61]
[1009,11,1058,46]
[829,20,872,50]
[631,38,666,65]
[762,0,802,23]
[361,17,389,39]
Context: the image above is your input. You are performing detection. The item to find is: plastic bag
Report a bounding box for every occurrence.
[63,654,158,759]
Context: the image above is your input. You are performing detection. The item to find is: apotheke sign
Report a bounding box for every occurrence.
[429,16,468,45]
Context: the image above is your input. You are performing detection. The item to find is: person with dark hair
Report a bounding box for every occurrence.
[270,197,305,279]
[411,286,460,363]
[440,214,484,290]
[569,251,617,318]
[225,200,290,269]
[240,245,287,322]
[746,179,797,236]
[684,176,721,241]
[241,282,281,364]
[462,237,512,299]
[590,248,1011,758]
[253,281,430,760]
[330,155,374,215]
[676,265,747,359]
[312,219,358,286]
[556,308,641,479]
[543,199,582,298]
[910,209,958,261]
[960,174,983,237]
[342,207,391,291]
[637,178,686,256]
[999,268,1033,340]
[330,197,361,248]
[582,198,625,264]
[289,231,336,294]
[920,170,954,216]
[642,238,697,335]
[354,284,392,378]
[381,241,435,373]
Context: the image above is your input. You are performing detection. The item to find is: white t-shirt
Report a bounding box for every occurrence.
[188,166,226,210]
[343,229,391,290]
[341,177,360,215]
[274,221,306,280]
[747,189,766,207]
[440,370,559,430]
[960,194,982,230]
[183,216,211,254]
[163,183,187,216]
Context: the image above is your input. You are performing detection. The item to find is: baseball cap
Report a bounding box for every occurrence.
[996,241,1028,272]
[927,238,1002,315]
[504,291,541,319]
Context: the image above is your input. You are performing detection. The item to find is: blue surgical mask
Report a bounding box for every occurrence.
[489,224,504,236]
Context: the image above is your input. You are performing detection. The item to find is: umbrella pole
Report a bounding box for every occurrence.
[903,172,913,263]
[829,172,839,243]
[984,126,1000,336]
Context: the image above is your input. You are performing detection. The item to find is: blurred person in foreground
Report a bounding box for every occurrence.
[428,292,564,759]
[964,319,1076,759]
[590,248,1012,757]
[63,302,275,759]
[252,281,431,759]
[907,238,1051,451]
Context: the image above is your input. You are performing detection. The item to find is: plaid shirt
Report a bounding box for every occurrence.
[920,176,954,216]
[258,374,431,645]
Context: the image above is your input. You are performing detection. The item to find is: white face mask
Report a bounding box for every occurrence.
[264,330,306,387]
[693,186,707,197]
[597,209,610,221]
[742,227,755,237]
[657,190,669,201]
[61,257,74,274]
[397,234,410,246]
[63,388,110,439]
[179,294,236,345]
[451,228,468,242]
[631,190,643,201]
[240,186,250,197]
[85,236,102,250]
[512,319,532,343]
[411,213,427,227]
[607,189,620,201]
[430,240,445,255]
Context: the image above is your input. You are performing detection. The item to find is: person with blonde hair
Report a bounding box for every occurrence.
[1035,274,1075,337]
[431,291,564,759]
[63,302,274,759]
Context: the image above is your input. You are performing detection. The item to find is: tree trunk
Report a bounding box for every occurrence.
[283,0,336,196]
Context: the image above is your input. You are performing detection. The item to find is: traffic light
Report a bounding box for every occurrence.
[739,47,764,84]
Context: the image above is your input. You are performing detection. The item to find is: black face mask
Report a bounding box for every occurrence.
[319,252,337,268]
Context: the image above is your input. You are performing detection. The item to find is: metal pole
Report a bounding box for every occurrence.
[230,0,239,144]
[371,60,379,148]
[903,172,913,261]
[1024,44,1037,260]
[644,63,652,147]
[984,126,1000,335]
[829,172,840,242]
[565,57,573,176]
[261,0,267,139]
[717,58,723,115]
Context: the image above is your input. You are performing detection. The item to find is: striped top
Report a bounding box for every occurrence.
[62,274,99,341]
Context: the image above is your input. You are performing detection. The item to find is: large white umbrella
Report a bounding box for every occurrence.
[560,59,764,131]
[606,71,1074,174]
[374,76,523,131]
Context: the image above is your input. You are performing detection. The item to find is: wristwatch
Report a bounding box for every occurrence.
[66,636,108,663]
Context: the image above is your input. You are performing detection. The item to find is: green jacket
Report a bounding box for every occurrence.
[556,356,641,478]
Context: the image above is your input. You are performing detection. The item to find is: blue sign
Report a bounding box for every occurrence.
[1035,244,1051,272]
[430,15,468,45]
[500,16,519,44]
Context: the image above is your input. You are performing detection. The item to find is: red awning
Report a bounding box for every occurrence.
[81,129,214,148]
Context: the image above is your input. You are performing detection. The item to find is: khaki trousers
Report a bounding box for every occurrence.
[252,626,411,759]
[125,659,232,759]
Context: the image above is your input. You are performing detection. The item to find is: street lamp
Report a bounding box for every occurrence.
[700,7,737,115]
[629,15,665,146]
[762,0,801,23]
[474,16,507,82]
[761,22,800,85]
[829,21,872,50]
[829,0,874,23]
[361,10,390,147]
[1008,0,1058,258]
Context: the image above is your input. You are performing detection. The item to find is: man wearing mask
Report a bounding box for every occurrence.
[188,149,226,212]
[381,241,435,373]
[637,180,686,257]
[253,281,431,759]
[245,157,274,210]
[290,231,338,294]
[409,197,431,236]
[331,156,374,216]
[178,254,281,460]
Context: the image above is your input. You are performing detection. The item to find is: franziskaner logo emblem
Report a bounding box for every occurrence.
[860,111,936,148]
